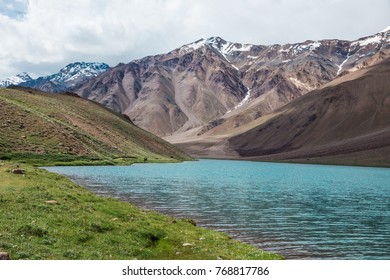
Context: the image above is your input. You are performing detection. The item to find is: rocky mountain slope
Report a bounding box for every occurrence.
[0,87,189,163]
[225,57,390,167]
[74,28,390,137]
[0,62,109,92]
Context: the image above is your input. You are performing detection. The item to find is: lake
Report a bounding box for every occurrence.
[44,159,390,259]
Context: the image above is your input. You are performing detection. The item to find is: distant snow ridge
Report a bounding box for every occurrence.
[0,62,109,93]
[0,72,32,88]
[53,62,110,86]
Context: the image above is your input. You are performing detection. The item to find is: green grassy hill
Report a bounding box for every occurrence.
[0,87,190,164]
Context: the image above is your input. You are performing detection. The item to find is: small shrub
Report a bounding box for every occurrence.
[18,224,48,237]
[90,222,113,233]
[137,229,166,247]
[63,250,80,259]
[77,232,94,243]
[41,236,56,245]
[15,252,30,259]
[0,242,11,250]
[0,155,11,160]
[181,218,197,226]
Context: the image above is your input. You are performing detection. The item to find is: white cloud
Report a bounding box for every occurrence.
[0,0,389,80]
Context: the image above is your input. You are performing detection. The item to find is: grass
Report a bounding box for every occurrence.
[0,161,283,260]
[0,152,177,166]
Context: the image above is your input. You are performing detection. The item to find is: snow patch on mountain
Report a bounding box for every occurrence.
[182,37,252,58]
[227,87,251,113]
[182,38,207,52]
[182,37,250,71]
[216,40,252,55]
[336,47,352,76]
[381,26,390,33]
[337,54,351,75]
[234,87,251,109]
[290,41,321,55]
[351,31,389,47]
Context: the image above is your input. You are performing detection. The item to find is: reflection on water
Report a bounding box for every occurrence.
[45,160,390,259]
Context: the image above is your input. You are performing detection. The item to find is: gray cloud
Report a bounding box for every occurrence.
[0,0,389,80]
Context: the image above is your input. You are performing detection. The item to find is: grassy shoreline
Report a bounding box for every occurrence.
[0,160,283,260]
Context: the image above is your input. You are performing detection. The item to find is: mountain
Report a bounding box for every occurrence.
[75,43,248,136]
[21,62,110,92]
[225,57,390,167]
[0,72,32,88]
[73,28,390,138]
[0,87,190,163]
[0,62,109,92]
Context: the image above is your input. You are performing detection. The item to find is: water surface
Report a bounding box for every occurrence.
[45,160,390,259]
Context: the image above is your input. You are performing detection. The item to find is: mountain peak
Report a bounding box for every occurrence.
[180,36,252,59]
[60,62,109,74]
[56,62,109,87]
[0,72,32,88]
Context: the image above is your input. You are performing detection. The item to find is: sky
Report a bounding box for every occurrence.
[0,0,389,80]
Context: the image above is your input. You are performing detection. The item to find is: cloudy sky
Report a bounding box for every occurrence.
[0,0,389,80]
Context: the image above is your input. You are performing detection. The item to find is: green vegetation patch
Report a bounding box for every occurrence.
[0,161,283,260]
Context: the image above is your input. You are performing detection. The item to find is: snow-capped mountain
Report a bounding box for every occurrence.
[0,72,32,88]
[52,62,110,87]
[73,28,390,137]
[7,62,110,93]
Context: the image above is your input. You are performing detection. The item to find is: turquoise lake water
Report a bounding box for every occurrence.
[45,159,390,259]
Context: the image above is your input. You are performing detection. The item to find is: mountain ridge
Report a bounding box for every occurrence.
[0,62,109,92]
[73,28,390,138]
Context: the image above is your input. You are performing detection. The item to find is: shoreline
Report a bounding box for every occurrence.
[48,159,390,260]
[0,160,283,260]
[61,172,288,258]
[194,156,390,169]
